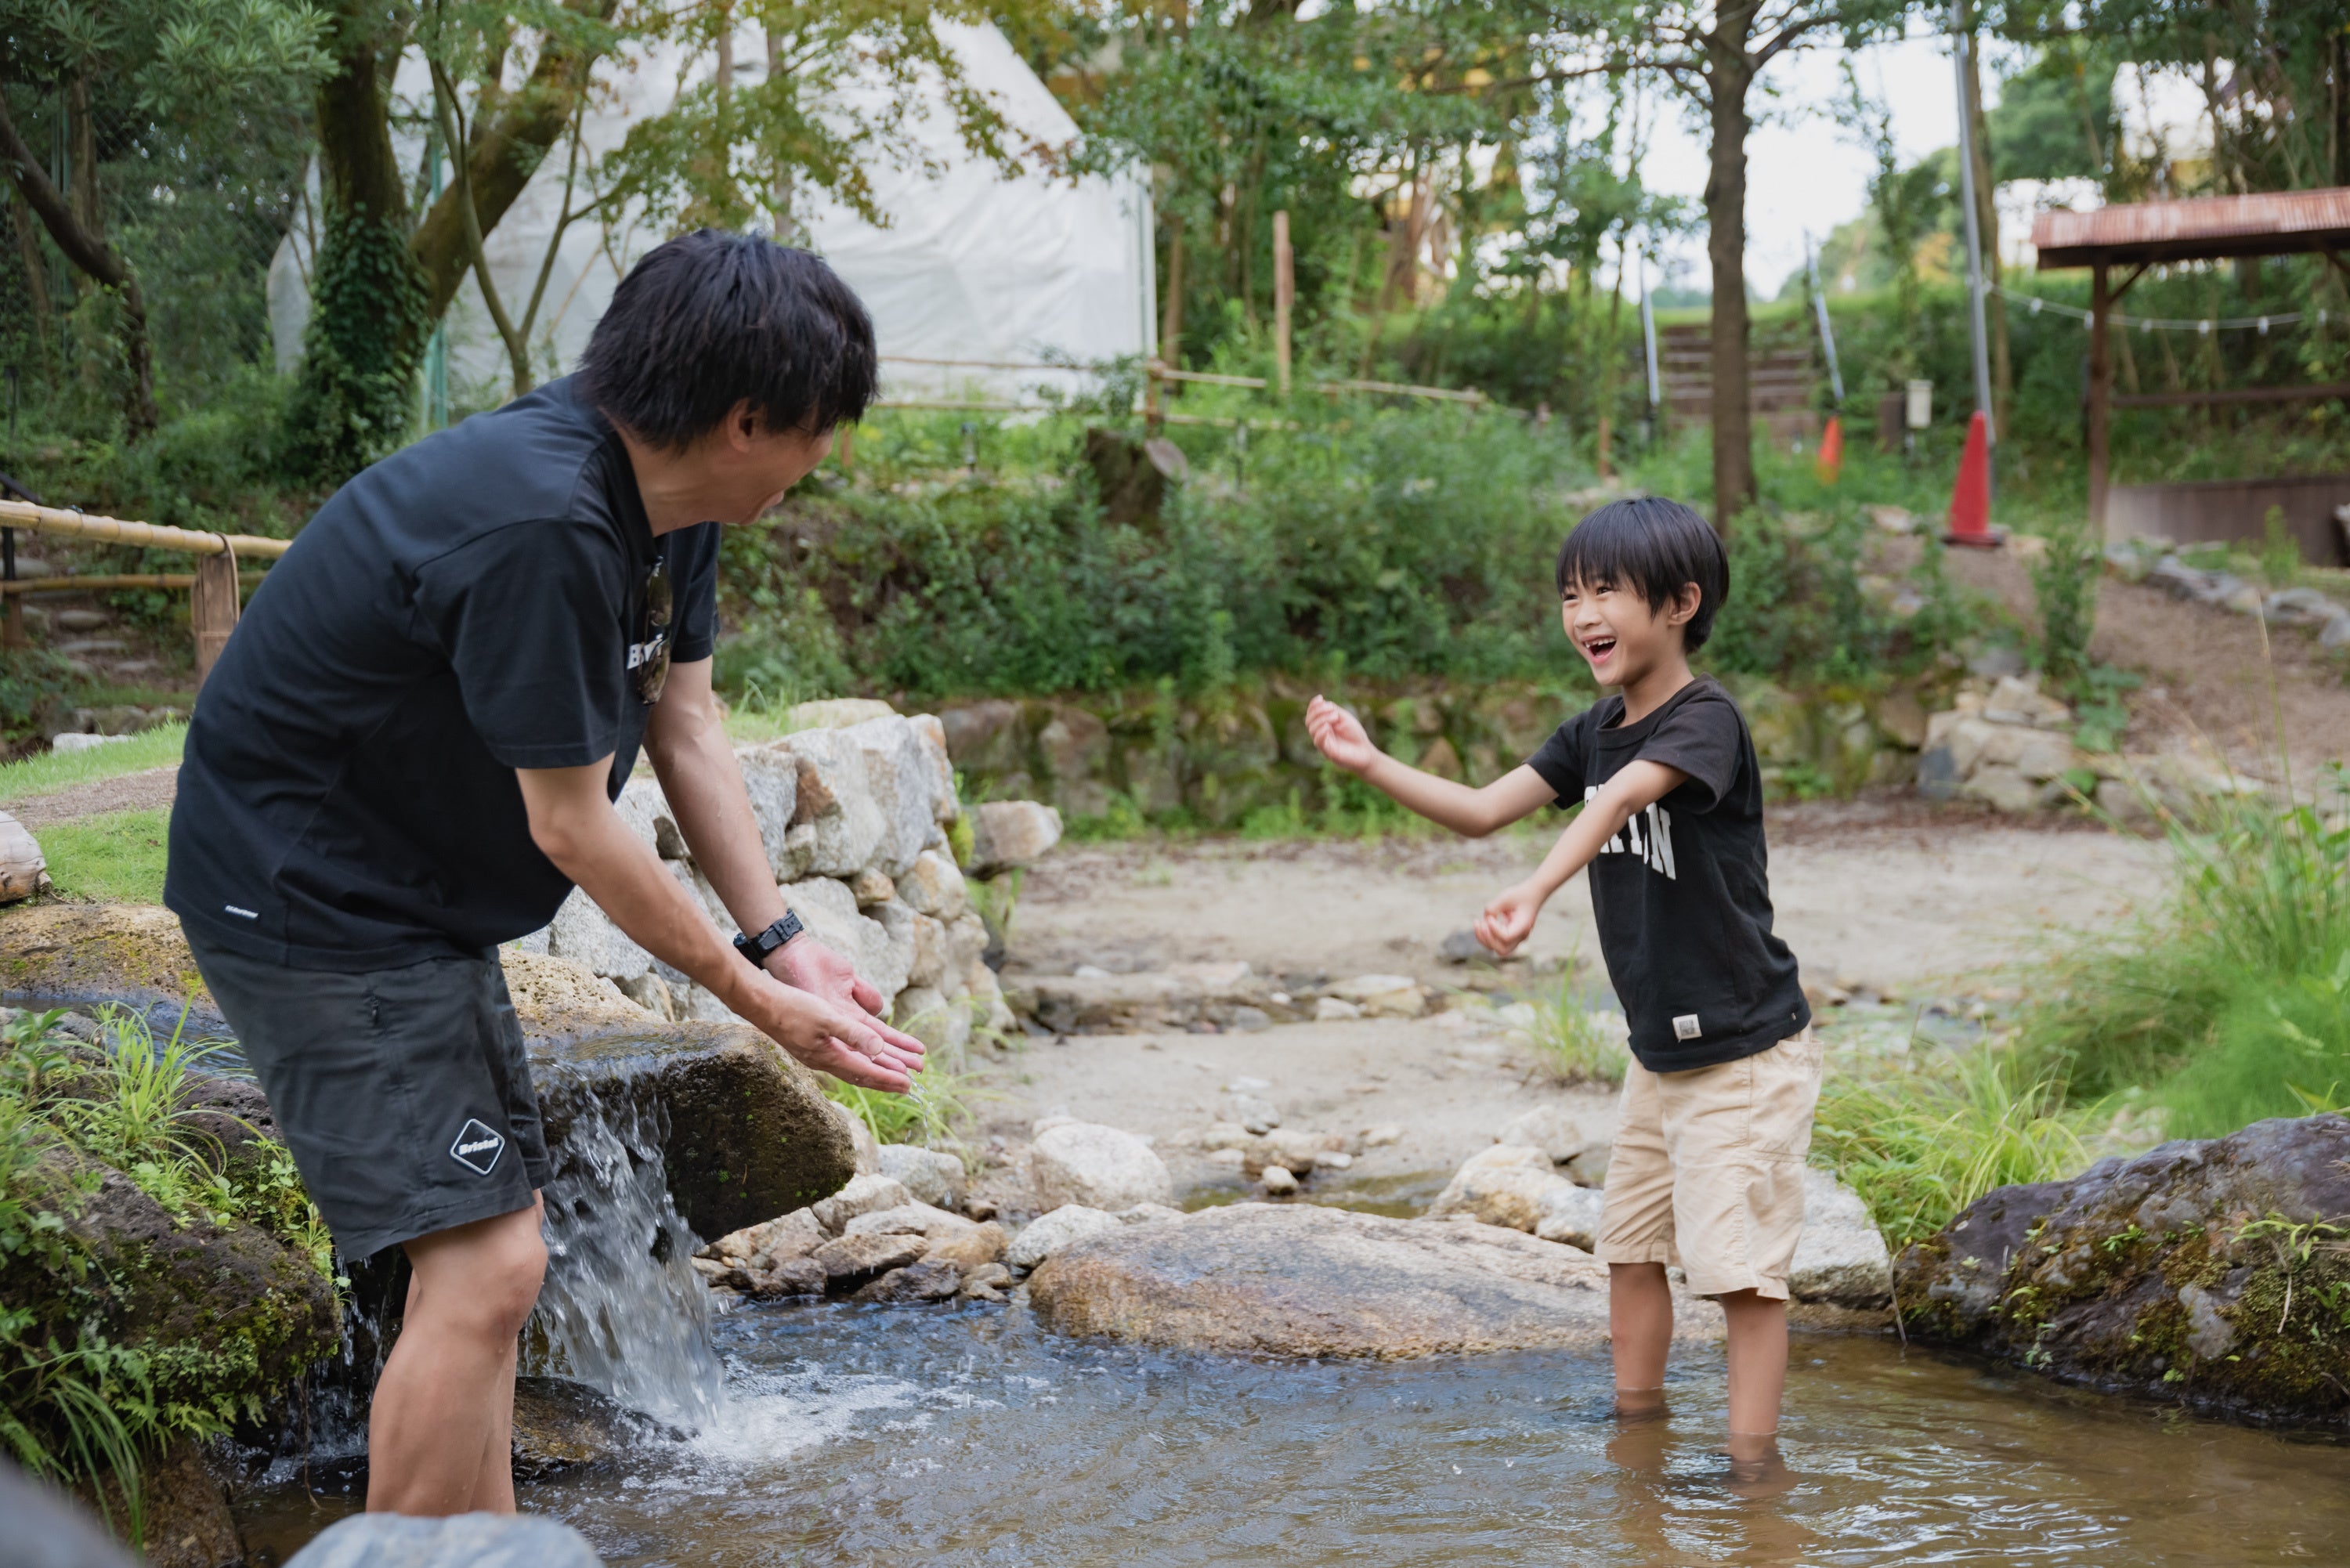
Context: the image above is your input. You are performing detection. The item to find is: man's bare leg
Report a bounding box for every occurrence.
[1609,1262,1674,1414]
[368,1194,546,1515]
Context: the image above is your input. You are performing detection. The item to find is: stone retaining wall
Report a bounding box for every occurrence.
[510,702,1058,1059]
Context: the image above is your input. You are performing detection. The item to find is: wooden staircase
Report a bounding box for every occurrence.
[1655,320,1821,444]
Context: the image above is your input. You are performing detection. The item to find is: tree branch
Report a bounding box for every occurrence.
[430,56,533,393]
[0,92,126,289]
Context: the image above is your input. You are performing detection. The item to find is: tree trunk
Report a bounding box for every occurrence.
[1701,11,1759,529]
[8,192,52,369]
[1959,0,2010,436]
[1160,212,1186,367]
[0,90,157,437]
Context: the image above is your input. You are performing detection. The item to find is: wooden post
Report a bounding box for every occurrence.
[1159,214,1186,371]
[2088,262,2110,536]
[1273,209,1294,396]
[1,525,21,649]
[191,541,240,688]
[1144,359,1164,432]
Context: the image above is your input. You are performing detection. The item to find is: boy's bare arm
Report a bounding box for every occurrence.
[1474,759,1687,957]
[1305,694,1556,836]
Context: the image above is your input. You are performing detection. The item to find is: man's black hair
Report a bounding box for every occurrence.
[577,229,877,449]
[1553,496,1730,652]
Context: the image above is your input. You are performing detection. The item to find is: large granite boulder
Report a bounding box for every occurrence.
[1897,1113,2350,1424]
[0,904,222,1035]
[1028,1203,1722,1358]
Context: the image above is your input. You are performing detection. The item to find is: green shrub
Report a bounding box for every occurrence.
[2017,765,2350,1136]
[1813,1045,2090,1250]
[2030,515,2099,685]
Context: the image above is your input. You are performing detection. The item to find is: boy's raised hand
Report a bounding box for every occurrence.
[1306,695,1379,775]
[1475,880,1543,958]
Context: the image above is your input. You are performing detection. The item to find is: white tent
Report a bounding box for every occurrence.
[268,22,1155,410]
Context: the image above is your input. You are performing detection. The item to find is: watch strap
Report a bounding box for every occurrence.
[733,910,804,967]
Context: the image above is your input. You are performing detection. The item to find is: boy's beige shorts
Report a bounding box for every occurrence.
[1593,1030,1824,1300]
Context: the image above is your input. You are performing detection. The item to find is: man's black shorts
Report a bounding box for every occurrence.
[188,933,553,1262]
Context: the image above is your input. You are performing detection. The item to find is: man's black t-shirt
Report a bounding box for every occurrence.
[164,377,720,970]
[1525,677,1810,1073]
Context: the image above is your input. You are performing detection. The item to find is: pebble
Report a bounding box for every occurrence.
[1227,1094,1282,1133]
[1260,1165,1299,1194]
[1315,997,1365,1021]
[1205,1147,1246,1169]
[1362,1125,1405,1147]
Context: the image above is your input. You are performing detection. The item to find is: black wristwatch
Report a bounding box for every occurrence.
[733,911,805,969]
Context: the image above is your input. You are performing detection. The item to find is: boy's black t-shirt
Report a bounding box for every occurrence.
[164,376,720,971]
[1524,677,1810,1073]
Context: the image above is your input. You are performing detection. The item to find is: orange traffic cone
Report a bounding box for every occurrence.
[1943,410,2001,548]
[1814,414,1844,484]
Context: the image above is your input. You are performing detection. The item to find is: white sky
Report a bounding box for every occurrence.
[1639,26,1987,296]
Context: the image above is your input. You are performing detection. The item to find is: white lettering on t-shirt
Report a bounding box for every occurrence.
[1583,789,1678,881]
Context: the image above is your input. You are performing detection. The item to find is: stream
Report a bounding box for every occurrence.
[237,1252,2350,1566]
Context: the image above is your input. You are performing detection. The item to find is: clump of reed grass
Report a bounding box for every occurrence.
[1812,1043,2090,1251]
[1522,966,1630,1088]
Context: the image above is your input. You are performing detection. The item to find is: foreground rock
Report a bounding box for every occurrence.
[1028,1203,1721,1358]
[1790,1168,1893,1310]
[285,1512,602,1568]
[695,1177,1008,1306]
[1899,1113,2350,1423]
[2,1457,138,1568]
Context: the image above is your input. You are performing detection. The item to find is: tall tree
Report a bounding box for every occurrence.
[1556,0,1913,526]
[0,0,329,439]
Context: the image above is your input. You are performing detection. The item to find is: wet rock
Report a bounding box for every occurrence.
[810,1173,914,1234]
[0,903,225,1035]
[875,1143,965,1208]
[1897,1113,2350,1423]
[1427,1145,1583,1233]
[1,1454,139,1566]
[1007,1204,1122,1270]
[1788,1169,1893,1310]
[1029,1204,1722,1358]
[284,1511,602,1568]
[511,1375,678,1479]
[957,1262,1013,1301]
[854,1258,964,1303]
[811,1230,929,1287]
[1260,1165,1299,1194]
[923,1220,1009,1272]
[70,1438,241,1568]
[508,952,858,1241]
[700,1209,826,1270]
[1029,1121,1174,1212]
[1495,1104,1603,1165]
[966,800,1063,876]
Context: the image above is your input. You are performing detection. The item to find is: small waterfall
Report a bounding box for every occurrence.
[527,1077,728,1431]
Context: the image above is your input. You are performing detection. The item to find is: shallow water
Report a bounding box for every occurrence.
[241,1299,2350,1566]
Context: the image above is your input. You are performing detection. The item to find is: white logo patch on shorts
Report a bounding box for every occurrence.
[449,1118,506,1176]
[1672,1013,1702,1041]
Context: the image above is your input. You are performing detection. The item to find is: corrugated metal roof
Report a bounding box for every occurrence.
[2033,188,2350,268]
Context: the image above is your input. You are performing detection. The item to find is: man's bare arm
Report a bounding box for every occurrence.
[641,659,931,1053]
[515,760,918,1089]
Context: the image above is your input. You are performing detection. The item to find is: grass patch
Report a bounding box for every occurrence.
[0,725,186,806]
[36,810,171,905]
[1521,965,1630,1087]
[825,1063,985,1151]
[2015,762,2350,1139]
[1813,1044,2092,1251]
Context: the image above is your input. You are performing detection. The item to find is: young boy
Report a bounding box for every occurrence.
[1305,496,1816,1472]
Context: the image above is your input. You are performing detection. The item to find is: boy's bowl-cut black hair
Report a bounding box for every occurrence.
[1553,497,1730,652]
[577,229,877,450]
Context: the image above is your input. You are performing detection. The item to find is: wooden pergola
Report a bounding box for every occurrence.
[2032,188,2350,532]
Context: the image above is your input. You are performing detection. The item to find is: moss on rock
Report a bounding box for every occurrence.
[1895,1112,2350,1425]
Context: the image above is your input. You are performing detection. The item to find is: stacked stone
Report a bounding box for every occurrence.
[512,700,1063,1057]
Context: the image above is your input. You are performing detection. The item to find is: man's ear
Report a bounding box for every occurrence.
[728,399,761,448]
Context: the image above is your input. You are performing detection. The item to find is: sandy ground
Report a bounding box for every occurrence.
[973,804,2167,1205]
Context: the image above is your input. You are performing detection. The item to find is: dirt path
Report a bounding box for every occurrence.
[1947,551,2350,772]
[975,807,2167,1201]
[7,767,179,829]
